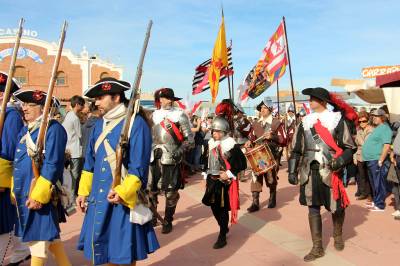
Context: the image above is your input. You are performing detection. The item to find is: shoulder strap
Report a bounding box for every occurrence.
[94,116,125,154]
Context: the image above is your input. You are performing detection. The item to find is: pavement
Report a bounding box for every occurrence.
[5,162,400,265]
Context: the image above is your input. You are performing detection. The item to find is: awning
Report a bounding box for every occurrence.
[331,78,385,104]
[376,71,400,87]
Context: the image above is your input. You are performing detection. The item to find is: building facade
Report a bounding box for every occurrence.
[0,35,123,104]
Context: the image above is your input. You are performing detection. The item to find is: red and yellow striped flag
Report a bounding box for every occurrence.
[209,14,228,103]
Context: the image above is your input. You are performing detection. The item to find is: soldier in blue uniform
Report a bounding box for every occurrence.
[0,72,31,266]
[12,90,71,266]
[76,77,159,266]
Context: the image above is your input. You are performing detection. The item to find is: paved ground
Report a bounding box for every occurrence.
[5,163,400,265]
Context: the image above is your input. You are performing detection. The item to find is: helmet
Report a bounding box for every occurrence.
[211,116,230,133]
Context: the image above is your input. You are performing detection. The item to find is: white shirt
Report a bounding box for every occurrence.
[62,111,82,158]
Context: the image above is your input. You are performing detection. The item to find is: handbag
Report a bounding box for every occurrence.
[129,203,153,225]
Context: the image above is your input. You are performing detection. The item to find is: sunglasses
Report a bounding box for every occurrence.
[358,120,368,123]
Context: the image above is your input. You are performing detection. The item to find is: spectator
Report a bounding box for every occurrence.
[62,95,85,199]
[191,115,203,172]
[355,111,373,200]
[390,127,400,219]
[362,109,392,211]
[81,102,101,159]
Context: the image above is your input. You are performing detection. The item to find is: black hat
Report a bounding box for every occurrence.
[302,87,331,103]
[13,90,60,107]
[0,71,21,93]
[85,77,130,98]
[156,88,182,101]
[256,100,272,112]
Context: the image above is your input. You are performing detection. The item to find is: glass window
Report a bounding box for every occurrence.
[100,72,110,79]
[56,71,66,85]
[14,66,27,84]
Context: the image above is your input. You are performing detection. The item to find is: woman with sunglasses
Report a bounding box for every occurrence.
[355,111,373,201]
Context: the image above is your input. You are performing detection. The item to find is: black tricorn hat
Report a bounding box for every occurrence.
[14,90,60,107]
[256,100,272,112]
[302,87,331,103]
[156,88,182,101]
[0,71,21,93]
[85,77,130,98]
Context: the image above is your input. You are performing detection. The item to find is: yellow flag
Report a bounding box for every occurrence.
[209,14,228,103]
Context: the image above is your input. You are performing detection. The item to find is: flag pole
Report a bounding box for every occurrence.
[229,39,234,102]
[227,69,232,100]
[282,16,297,116]
[276,79,280,115]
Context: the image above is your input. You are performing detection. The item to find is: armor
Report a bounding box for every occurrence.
[299,128,336,187]
[152,107,193,165]
[211,116,230,132]
[233,116,252,145]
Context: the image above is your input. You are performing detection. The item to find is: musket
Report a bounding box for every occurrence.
[29,21,68,198]
[111,20,165,225]
[0,18,24,142]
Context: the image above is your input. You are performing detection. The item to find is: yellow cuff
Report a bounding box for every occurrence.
[10,176,15,200]
[0,157,13,188]
[30,176,52,204]
[114,174,141,209]
[78,171,93,196]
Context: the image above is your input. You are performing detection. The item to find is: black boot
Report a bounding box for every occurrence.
[213,233,227,249]
[267,186,277,209]
[332,210,345,251]
[162,206,176,234]
[304,213,325,262]
[247,192,260,213]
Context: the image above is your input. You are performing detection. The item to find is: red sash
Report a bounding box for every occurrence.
[314,119,350,208]
[160,118,184,143]
[212,145,239,224]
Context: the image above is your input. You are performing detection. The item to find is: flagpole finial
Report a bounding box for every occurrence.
[221,2,224,17]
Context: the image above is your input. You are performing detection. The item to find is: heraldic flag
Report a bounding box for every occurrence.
[209,12,228,103]
[242,21,288,101]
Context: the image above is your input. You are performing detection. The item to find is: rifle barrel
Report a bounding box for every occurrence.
[0,18,24,142]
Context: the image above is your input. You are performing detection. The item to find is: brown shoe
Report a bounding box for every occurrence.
[332,210,345,251]
[304,213,325,262]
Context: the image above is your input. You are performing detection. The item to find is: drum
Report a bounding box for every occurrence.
[245,144,277,175]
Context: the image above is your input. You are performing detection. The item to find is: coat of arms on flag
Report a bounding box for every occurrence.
[242,21,288,100]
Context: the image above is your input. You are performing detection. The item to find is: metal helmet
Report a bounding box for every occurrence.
[211,116,230,133]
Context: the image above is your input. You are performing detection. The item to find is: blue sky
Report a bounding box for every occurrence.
[2,0,400,106]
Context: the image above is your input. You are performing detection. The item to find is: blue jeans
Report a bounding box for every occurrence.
[193,145,202,170]
[366,160,389,209]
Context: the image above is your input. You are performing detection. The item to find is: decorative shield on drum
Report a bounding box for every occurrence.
[245,144,276,175]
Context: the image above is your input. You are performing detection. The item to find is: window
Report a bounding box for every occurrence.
[14,66,27,84]
[100,72,110,79]
[56,71,66,85]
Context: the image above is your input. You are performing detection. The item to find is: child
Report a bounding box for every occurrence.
[202,116,247,249]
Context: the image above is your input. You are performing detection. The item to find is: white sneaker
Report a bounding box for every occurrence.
[365,202,375,208]
[392,210,400,217]
[370,206,385,212]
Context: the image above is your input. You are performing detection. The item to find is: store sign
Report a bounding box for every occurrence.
[0,28,38,38]
[362,65,400,78]
[0,47,43,63]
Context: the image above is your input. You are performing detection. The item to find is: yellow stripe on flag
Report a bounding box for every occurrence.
[209,14,228,103]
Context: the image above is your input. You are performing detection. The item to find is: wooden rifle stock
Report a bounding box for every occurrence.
[29,21,68,197]
[0,18,24,141]
[111,20,153,189]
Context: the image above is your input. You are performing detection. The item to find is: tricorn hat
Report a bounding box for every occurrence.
[302,87,331,103]
[84,77,130,98]
[0,71,21,93]
[14,90,60,107]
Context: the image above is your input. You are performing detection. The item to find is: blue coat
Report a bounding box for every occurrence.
[0,107,24,235]
[77,115,159,265]
[13,120,67,242]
